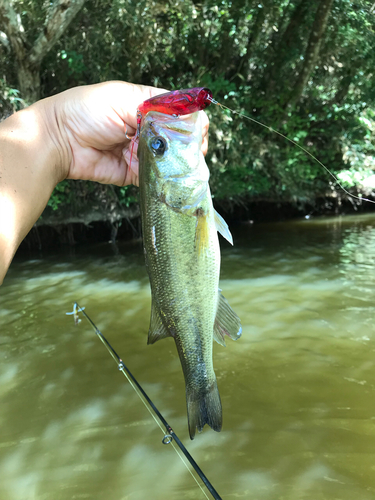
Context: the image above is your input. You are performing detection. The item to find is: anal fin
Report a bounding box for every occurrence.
[147,300,172,345]
[213,291,242,346]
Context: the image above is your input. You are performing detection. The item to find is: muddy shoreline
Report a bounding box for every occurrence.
[17,195,375,254]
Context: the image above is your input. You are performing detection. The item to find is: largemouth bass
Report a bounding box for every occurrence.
[138,110,242,439]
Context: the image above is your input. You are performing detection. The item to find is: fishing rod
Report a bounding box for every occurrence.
[67,302,222,500]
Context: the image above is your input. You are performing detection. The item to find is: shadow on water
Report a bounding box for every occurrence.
[1,213,375,499]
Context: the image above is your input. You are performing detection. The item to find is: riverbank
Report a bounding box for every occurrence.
[18,194,375,254]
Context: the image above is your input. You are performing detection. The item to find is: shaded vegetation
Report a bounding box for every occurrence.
[1,0,375,221]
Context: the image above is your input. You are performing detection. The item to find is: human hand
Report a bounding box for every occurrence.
[46,81,209,187]
[0,81,210,283]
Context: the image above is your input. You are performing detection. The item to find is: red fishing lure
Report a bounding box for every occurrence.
[138,87,213,116]
[127,87,214,171]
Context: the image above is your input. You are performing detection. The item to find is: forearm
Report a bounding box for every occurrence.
[0,100,65,284]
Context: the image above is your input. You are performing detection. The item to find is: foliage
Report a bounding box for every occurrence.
[2,0,375,215]
[117,185,139,207]
[0,79,25,119]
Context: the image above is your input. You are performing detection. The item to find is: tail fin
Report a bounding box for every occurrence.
[186,380,222,440]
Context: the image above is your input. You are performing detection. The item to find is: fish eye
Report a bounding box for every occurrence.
[150,136,167,156]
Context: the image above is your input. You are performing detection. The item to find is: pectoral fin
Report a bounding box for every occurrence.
[147,301,172,345]
[213,291,242,346]
[214,210,233,245]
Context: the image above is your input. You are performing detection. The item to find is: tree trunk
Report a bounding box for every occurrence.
[0,0,86,103]
[236,2,268,81]
[329,62,358,106]
[285,0,334,110]
[17,63,41,104]
[264,0,311,99]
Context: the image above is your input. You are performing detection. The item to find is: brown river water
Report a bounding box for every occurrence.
[1,213,375,500]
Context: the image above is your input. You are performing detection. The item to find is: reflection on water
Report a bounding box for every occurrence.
[1,214,375,499]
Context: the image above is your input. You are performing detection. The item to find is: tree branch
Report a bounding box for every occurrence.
[236,3,267,80]
[0,30,9,48]
[0,0,27,60]
[29,0,86,66]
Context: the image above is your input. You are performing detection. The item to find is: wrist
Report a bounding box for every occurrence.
[37,95,72,183]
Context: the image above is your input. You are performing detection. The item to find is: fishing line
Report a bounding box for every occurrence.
[207,96,374,205]
[68,302,220,500]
